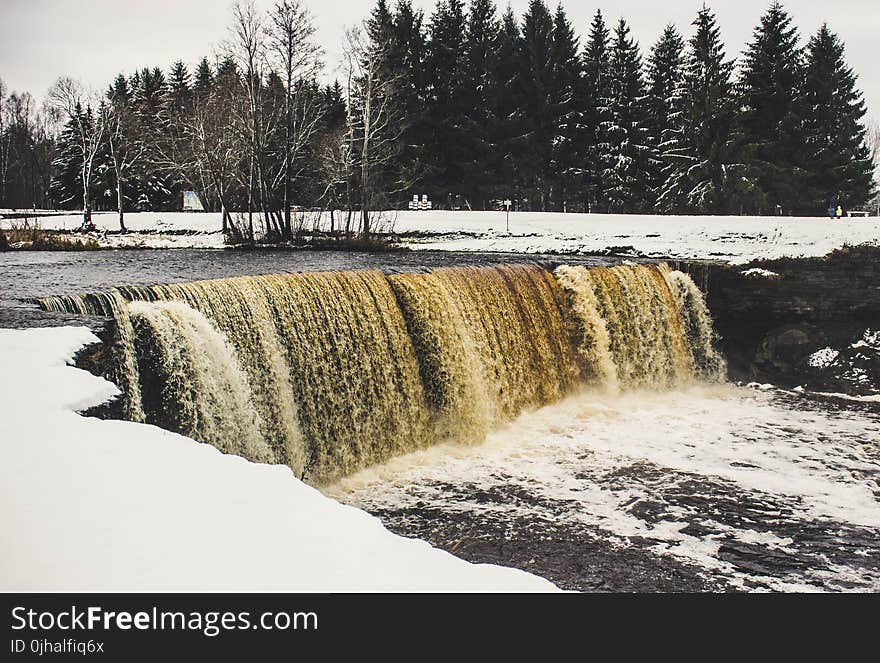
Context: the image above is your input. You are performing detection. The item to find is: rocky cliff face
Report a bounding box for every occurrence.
[679,245,880,394]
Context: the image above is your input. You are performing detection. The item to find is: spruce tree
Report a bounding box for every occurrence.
[581,10,612,212]
[166,61,192,118]
[738,1,805,214]
[48,104,89,209]
[801,24,874,214]
[131,67,172,210]
[425,0,468,207]
[193,57,213,98]
[516,0,556,210]
[322,80,347,132]
[604,18,652,212]
[645,25,684,203]
[491,6,523,204]
[657,6,755,214]
[391,0,428,198]
[549,3,581,211]
[461,0,501,209]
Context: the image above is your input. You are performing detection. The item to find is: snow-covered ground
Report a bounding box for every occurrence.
[3,209,879,263]
[0,326,556,592]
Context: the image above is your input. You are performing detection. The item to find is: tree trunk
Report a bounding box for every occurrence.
[117,177,126,232]
[247,158,255,242]
[81,170,92,230]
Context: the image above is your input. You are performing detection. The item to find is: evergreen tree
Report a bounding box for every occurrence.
[604,18,652,212]
[801,24,874,214]
[322,80,347,132]
[391,0,428,197]
[581,10,612,211]
[193,57,214,98]
[460,0,500,209]
[425,0,468,207]
[645,25,684,201]
[163,61,193,206]
[738,1,805,213]
[658,6,755,214]
[549,3,581,211]
[166,60,192,118]
[48,103,90,208]
[516,0,556,210]
[491,6,523,204]
[131,67,173,210]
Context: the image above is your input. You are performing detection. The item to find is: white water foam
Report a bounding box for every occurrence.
[329,384,880,591]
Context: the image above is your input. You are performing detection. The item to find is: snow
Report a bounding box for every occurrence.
[390,211,880,264]
[808,347,840,368]
[740,268,780,278]
[852,329,880,350]
[0,326,556,592]
[3,209,879,263]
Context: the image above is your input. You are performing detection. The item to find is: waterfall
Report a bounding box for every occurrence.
[556,264,694,388]
[129,300,274,463]
[38,263,725,482]
[663,270,727,381]
[389,265,579,443]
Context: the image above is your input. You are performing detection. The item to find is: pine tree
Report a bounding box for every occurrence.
[193,57,214,98]
[581,10,612,211]
[461,0,501,209]
[801,24,874,214]
[48,104,87,208]
[549,3,581,211]
[604,18,652,212]
[166,60,192,118]
[131,66,173,210]
[657,6,755,214]
[425,0,468,207]
[645,25,684,202]
[491,6,523,204]
[391,0,428,197]
[322,80,347,132]
[516,0,556,210]
[738,1,805,214]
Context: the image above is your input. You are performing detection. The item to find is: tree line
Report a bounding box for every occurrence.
[0,0,876,237]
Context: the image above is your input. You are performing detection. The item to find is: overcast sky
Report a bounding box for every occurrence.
[1,0,878,120]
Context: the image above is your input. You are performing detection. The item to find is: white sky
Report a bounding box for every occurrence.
[1,0,878,120]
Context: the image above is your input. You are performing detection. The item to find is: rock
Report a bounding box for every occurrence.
[677,246,880,391]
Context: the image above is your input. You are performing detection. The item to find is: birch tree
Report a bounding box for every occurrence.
[268,0,324,238]
[47,77,106,228]
[104,77,145,231]
[343,24,404,236]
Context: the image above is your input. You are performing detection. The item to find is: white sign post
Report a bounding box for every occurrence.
[504,199,512,234]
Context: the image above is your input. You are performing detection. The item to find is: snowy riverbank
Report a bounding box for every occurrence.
[2,209,879,263]
[0,326,556,592]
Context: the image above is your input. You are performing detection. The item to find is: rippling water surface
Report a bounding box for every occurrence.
[329,385,880,592]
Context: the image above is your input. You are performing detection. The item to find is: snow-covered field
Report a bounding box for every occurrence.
[0,327,555,592]
[3,209,879,262]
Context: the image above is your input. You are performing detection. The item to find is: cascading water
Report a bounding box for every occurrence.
[38,263,725,482]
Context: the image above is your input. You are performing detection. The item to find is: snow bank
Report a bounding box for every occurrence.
[5,209,879,263]
[392,211,880,264]
[740,268,781,278]
[0,327,556,592]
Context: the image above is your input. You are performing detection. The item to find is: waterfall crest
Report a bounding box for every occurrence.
[39,263,725,482]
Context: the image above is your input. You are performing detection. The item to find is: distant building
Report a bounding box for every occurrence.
[182,191,205,212]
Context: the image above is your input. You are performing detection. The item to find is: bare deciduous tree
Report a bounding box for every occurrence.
[343,25,406,236]
[225,0,270,242]
[104,88,146,232]
[47,77,105,228]
[268,0,324,238]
